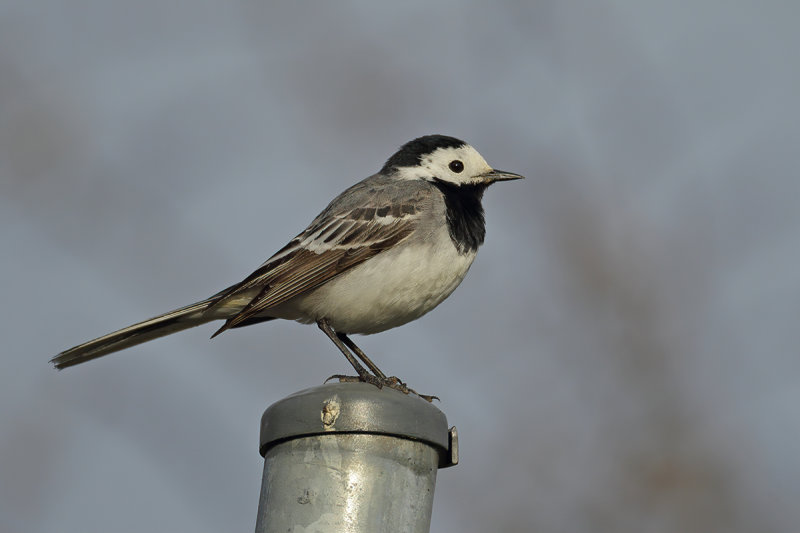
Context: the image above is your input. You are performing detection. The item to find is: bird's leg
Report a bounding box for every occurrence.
[336,332,387,380]
[337,332,411,393]
[335,328,440,401]
[337,333,439,399]
[317,319,439,402]
[317,318,383,388]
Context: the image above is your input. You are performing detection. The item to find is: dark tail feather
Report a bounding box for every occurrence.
[50,299,217,369]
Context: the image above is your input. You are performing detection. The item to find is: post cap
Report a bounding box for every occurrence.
[259,382,458,467]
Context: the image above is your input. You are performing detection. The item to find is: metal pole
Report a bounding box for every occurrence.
[255,382,458,533]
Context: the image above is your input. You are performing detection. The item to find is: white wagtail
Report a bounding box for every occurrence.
[51,135,523,398]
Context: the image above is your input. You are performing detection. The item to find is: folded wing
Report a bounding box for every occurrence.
[209,205,418,336]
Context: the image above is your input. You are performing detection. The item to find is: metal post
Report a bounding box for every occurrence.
[255,382,458,533]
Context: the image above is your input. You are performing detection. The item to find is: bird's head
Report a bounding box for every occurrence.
[382,134,524,186]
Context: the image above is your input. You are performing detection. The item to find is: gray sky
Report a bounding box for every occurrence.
[1,1,799,532]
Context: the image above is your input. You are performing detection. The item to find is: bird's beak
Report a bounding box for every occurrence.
[483,169,525,183]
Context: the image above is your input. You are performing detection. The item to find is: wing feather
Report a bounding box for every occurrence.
[209,210,416,337]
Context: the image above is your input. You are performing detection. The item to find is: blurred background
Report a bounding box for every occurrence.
[1,1,799,532]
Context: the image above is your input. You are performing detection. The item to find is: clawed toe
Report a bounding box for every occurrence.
[325,373,384,389]
[383,376,438,402]
[325,374,360,384]
[414,392,440,402]
[324,374,438,402]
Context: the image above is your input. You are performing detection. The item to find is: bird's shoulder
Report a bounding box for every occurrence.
[261,174,434,265]
[317,173,438,218]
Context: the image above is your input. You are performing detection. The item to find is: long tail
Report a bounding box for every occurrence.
[50,298,218,369]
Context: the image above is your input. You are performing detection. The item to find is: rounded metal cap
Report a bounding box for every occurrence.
[259,382,457,466]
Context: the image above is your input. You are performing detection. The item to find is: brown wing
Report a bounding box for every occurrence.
[209,211,416,337]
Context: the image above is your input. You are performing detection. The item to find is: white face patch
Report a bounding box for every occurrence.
[394,144,494,185]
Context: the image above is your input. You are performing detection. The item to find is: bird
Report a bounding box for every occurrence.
[51,134,523,399]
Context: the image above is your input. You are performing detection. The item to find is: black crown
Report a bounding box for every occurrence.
[381,135,466,172]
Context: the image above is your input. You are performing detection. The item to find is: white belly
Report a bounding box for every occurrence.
[276,230,477,334]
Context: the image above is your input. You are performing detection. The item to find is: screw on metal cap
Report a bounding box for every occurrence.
[259,382,458,467]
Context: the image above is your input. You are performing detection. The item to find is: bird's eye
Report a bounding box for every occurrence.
[449,160,464,173]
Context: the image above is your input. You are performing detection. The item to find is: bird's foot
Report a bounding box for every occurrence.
[324,374,438,402]
[414,392,440,403]
[325,373,384,389]
[399,380,440,402]
[382,376,437,401]
[325,374,360,383]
